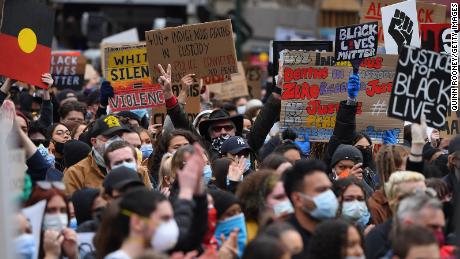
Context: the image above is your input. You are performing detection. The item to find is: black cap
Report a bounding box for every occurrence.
[89,115,129,138]
[448,135,460,154]
[63,140,91,168]
[331,144,363,167]
[209,189,239,219]
[221,136,251,155]
[103,167,144,195]
[198,109,243,140]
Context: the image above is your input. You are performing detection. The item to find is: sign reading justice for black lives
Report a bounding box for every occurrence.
[388,45,451,129]
[335,22,378,62]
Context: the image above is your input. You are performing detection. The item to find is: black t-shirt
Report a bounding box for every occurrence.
[287,214,312,259]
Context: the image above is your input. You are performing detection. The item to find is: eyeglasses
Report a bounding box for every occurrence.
[211,125,234,132]
[55,130,71,136]
[36,181,66,191]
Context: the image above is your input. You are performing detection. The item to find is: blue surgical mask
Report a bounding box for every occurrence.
[273,200,294,217]
[131,108,148,119]
[203,165,212,184]
[140,144,154,160]
[244,157,251,172]
[69,217,78,230]
[237,105,246,114]
[214,213,247,258]
[341,201,369,223]
[15,233,35,259]
[301,189,338,220]
[112,161,138,172]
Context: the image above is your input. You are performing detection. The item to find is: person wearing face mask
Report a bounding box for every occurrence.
[330,144,374,197]
[442,135,460,239]
[157,64,281,164]
[333,178,373,233]
[307,219,365,259]
[14,213,36,259]
[283,159,339,259]
[71,188,107,233]
[23,182,79,259]
[63,115,131,196]
[48,123,72,172]
[221,136,255,175]
[138,128,154,162]
[236,170,294,241]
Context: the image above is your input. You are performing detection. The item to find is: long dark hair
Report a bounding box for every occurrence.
[147,129,198,186]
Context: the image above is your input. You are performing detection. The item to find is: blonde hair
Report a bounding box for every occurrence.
[384,171,425,213]
[158,153,173,189]
[376,145,410,184]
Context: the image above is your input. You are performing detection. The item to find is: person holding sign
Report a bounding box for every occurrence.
[156,64,282,165]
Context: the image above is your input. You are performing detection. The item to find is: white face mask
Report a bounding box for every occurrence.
[342,201,368,221]
[43,213,68,232]
[151,219,179,252]
[112,161,138,172]
[273,200,294,217]
[237,105,246,114]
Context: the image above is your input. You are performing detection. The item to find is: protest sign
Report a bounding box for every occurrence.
[102,42,164,112]
[51,52,86,91]
[360,0,447,46]
[102,28,139,44]
[388,46,451,129]
[244,64,263,99]
[335,22,378,61]
[381,0,421,54]
[420,23,451,54]
[440,110,459,139]
[280,50,403,143]
[145,20,238,83]
[22,200,46,259]
[272,41,333,85]
[207,62,249,100]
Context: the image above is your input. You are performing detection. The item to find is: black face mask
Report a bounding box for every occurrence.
[53,141,65,154]
[433,154,449,176]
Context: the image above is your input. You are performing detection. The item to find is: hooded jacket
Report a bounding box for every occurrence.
[63,151,152,196]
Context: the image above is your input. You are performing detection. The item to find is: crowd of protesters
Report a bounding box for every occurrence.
[1,57,459,259]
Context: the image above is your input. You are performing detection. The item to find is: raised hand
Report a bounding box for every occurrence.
[0,100,16,134]
[43,230,64,258]
[100,80,114,107]
[383,130,398,145]
[158,64,173,99]
[177,143,206,200]
[227,156,246,182]
[350,163,364,180]
[41,73,54,88]
[388,9,414,50]
[61,228,79,259]
[218,229,239,259]
[347,73,360,100]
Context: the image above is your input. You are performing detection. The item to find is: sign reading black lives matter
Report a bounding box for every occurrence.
[335,22,378,61]
[388,46,451,129]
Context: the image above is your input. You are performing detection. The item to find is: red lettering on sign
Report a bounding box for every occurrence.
[306,100,340,115]
[366,80,393,97]
[284,67,328,83]
[361,57,383,69]
[418,8,434,23]
[282,82,320,100]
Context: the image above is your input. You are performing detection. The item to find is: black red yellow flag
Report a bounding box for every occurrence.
[0,0,55,88]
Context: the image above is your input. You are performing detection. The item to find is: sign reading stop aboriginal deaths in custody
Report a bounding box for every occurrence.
[360,0,447,46]
[335,22,378,61]
[145,20,238,84]
[388,46,451,129]
[279,50,403,143]
[102,42,164,112]
[50,52,86,91]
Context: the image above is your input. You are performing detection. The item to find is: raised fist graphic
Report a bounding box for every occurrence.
[388,9,414,50]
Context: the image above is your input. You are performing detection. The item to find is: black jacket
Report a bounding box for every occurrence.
[172,193,208,253]
[167,94,281,161]
[287,215,312,259]
[364,219,393,259]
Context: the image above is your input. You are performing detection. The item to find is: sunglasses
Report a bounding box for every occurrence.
[36,181,66,191]
[211,125,234,132]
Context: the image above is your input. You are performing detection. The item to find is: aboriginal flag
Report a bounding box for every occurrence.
[0,0,55,88]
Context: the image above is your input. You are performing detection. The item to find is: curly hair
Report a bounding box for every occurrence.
[236,170,279,223]
[308,219,360,259]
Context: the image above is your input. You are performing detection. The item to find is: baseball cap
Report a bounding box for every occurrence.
[89,115,129,138]
[103,167,144,195]
[221,136,251,155]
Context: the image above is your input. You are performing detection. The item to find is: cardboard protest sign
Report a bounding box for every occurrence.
[280,50,403,143]
[420,23,451,54]
[102,28,139,44]
[243,64,263,99]
[51,52,86,91]
[272,41,333,85]
[207,62,249,100]
[440,110,459,139]
[102,42,164,112]
[335,22,378,61]
[388,46,451,129]
[360,0,447,46]
[22,200,46,259]
[381,0,421,54]
[145,20,238,83]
